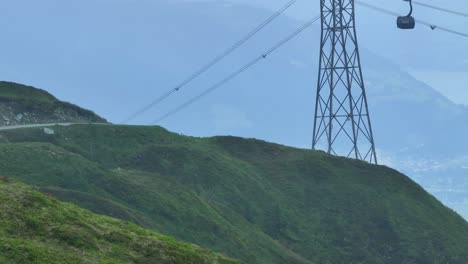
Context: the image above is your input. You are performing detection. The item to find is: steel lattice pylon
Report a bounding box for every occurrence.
[312,0,377,164]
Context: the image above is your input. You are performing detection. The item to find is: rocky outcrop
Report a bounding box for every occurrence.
[0,82,106,126]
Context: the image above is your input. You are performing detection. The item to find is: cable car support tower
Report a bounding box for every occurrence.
[312,0,377,164]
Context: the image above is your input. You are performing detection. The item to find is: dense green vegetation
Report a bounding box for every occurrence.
[0,178,240,264]
[0,82,105,122]
[1,124,467,263]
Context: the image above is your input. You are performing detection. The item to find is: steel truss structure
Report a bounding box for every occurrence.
[312,0,377,164]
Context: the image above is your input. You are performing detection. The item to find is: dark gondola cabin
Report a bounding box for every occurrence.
[397,16,415,29]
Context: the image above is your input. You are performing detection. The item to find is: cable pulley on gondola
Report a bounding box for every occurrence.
[398,0,416,29]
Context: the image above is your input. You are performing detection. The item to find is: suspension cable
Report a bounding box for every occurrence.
[153,15,321,124]
[357,1,468,38]
[121,0,297,124]
[406,0,468,18]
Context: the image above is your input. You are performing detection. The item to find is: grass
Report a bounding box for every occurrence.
[0,124,467,263]
[0,178,241,264]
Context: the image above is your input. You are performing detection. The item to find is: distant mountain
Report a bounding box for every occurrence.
[1,124,467,263]
[0,82,106,125]
[0,178,240,264]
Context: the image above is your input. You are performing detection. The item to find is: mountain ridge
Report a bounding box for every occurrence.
[1,123,467,263]
[0,81,106,126]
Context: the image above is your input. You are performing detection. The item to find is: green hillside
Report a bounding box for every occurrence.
[0,178,240,264]
[0,82,106,124]
[0,124,467,263]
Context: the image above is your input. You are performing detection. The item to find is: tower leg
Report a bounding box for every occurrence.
[312,0,377,164]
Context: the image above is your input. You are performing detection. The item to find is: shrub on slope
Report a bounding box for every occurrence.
[0,178,240,264]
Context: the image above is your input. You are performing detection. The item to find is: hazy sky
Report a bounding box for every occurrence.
[0,0,466,117]
[236,0,468,105]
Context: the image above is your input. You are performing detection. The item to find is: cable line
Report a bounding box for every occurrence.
[121,0,297,124]
[357,1,468,38]
[406,0,468,18]
[153,15,321,124]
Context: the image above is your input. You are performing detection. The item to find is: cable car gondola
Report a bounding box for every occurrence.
[397,0,415,29]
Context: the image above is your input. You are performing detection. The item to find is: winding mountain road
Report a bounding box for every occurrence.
[0,123,107,131]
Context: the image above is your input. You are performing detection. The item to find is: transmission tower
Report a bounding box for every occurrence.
[312,0,377,164]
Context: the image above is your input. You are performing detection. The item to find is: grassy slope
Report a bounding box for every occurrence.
[0,124,467,263]
[0,178,240,264]
[0,81,106,122]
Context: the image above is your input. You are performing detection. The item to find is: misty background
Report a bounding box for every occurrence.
[0,0,467,218]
